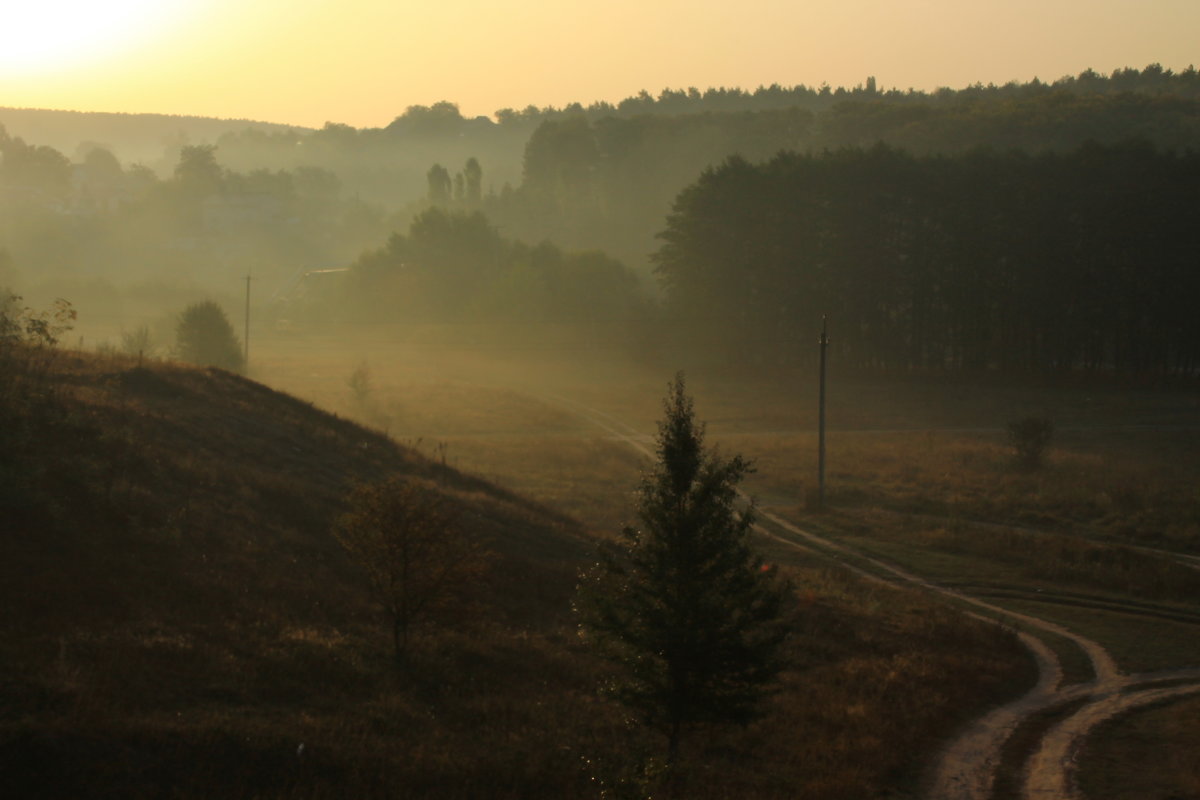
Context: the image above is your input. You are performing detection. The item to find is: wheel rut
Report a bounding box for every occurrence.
[544,393,1200,800]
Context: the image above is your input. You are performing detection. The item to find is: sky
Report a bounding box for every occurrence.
[1,0,1197,129]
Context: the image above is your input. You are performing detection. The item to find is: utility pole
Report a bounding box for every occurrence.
[243,274,251,367]
[817,315,828,510]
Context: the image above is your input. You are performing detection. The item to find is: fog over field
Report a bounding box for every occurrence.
[3,3,1200,797]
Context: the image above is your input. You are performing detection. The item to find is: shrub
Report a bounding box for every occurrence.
[175,301,244,372]
[1007,416,1054,470]
[334,476,487,666]
[120,325,156,358]
[0,291,75,348]
[0,290,20,344]
[347,362,372,407]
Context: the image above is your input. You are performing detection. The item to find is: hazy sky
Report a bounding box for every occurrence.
[1,0,1196,128]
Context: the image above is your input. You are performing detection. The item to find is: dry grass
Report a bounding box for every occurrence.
[0,340,1038,798]
[795,508,1200,607]
[1076,693,1200,800]
[767,506,1200,674]
[721,429,1200,552]
[240,334,1200,786]
[440,435,645,536]
[991,600,1200,674]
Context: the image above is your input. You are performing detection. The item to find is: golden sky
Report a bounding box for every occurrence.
[1,0,1196,128]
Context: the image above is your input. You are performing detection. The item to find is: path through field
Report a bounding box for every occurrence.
[548,393,1200,800]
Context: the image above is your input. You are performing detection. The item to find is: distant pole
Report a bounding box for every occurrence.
[244,274,251,367]
[817,315,829,510]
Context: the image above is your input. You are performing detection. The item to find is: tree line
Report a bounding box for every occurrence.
[484,69,1200,271]
[337,207,645,331]
[653,141,1200,376]
[0,128,395,299]
[495,63,1200,127]
[214,64,1200,264]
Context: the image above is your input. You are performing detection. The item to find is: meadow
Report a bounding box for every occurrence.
[1,333,1030,799]
[5,319,1198,797]
[248,326,1200,796]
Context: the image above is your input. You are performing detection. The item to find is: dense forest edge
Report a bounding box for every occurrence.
[653,142,1200,375]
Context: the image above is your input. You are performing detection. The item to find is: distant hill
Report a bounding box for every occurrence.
[0,107,312,168]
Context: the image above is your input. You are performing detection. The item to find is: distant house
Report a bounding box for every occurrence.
[269,266,349,330]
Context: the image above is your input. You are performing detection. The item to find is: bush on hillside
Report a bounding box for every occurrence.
[1008,416,1054,470]
[334,476,488,666]
[175,301,244,372]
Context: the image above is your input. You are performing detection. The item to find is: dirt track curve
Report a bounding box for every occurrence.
[546,393,1200,800]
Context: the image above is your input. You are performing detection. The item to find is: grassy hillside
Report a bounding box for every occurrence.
[0,343,1033,798]
[0,345,603,798]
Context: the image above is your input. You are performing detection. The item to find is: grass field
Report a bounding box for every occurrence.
[1,336,1040,799]
[239,330,1200,796]
[247,332,1200,602]
[1076,692,1200,800]
[7,317,1196,796]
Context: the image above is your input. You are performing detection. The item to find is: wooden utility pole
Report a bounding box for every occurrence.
[817,315,828,510]
[243,274,251,367]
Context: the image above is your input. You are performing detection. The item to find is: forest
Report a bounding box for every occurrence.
[653,142,1200,374]
[2,64,1199,376]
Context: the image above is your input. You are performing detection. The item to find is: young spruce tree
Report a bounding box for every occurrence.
[577,374,790,763]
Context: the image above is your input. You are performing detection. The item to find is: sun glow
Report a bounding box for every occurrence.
[0,1,197,75]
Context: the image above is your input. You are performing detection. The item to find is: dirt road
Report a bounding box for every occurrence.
[550,393,1200,800]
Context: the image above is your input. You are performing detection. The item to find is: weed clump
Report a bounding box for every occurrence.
[1008,416,1054,470]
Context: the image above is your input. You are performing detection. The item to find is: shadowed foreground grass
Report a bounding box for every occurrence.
[1,343,1033,798]
[1077,693,1200,800]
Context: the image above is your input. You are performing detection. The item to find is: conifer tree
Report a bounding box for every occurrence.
[577,374,790,762]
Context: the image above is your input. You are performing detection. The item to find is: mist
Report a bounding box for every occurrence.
[4,63,1200,800]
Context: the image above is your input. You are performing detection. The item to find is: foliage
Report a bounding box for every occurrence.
[653,142,1200,374]
[0,129,72,202]
[386,101,469,136]
[463,156,483,204]
[426,163,452,204]
[493,64,1200,129]
[0,292,76,349]
[484,66,1200,270]
[174,300,244,372]
[344,207,643,327]
[334,475,487,665]
[576,374,791,761]
[8,66,1200,328]
[0,289,22,344]
[1008,416,1055,470]
[173,144,224,197]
